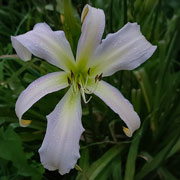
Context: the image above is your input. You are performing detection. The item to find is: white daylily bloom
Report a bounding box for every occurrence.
[11,4,157,175]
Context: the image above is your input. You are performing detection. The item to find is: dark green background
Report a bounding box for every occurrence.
[0,0,180,179]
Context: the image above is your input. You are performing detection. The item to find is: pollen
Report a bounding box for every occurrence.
[122,126,131,137]
[20,119,32,127]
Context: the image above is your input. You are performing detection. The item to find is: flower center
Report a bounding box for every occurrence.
[67,68,103,103]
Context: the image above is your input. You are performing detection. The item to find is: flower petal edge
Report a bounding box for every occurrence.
[15,72,68,126]
[94,80,140,137]
[39,88,84,174]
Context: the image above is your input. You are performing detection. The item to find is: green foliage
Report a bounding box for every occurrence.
[0,0,179,179]
[76,145,125,180]
[0,127,44,180]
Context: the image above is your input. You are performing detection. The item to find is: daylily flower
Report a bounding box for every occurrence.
[11,4,156,175]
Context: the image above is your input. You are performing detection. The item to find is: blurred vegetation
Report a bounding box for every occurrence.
[0,0,180,179]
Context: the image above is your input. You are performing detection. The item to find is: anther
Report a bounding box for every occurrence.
[95,75,99,83]
[67,77,71,85]
[98,73,103,81]
[78,83,81,90]
[87,68,91,75]
[71,70,74,79]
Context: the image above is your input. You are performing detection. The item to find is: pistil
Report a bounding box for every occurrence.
[67,68,103,103]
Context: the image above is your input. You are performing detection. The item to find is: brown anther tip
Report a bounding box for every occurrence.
[67,77,71,85]
[71,70,74,79]
[78,83,81,90]
[87,68,91,75]
[95,75,99,83]
[98,73,103,81]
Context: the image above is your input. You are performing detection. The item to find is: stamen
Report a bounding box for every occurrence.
[72,79,78,95]
[20,119,32,126]
[69,70,100,103]
[81,87,92,104]
[122,127,131,137]
[67,77,71,85]
[78,78,92,103]
[98,73,103,81]
[95,75,99,83]
[78,83,81,90]
[85,81,99,94]
[84,75,89,89]
[72,85,76,94]
[87,68,91,75]
[71,70,74,79]
[86,96,92,103]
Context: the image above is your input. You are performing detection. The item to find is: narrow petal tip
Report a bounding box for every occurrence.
[11,36,32,61]
[123,127,131,137]
[94,81,141,137]
[20,119,32,127]
[15,72,68,129]
[81,4,89,23]
[76,4,105,65]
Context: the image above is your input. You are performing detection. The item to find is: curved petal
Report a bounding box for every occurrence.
[89,23,157,76]
[11,23,75,71]
[15,72,68,126]
[76,4,105,68]
[39,88,84,175]
[94,81,140,137]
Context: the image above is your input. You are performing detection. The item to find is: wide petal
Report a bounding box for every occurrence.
[94,81,140,137]
[38,88,84,175]
[76,4,105,69]
[15,72,68,126]
[89,23,157,76]
[11,23,75,71]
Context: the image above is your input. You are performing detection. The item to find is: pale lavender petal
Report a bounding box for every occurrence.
[39,88,84,175]
[90,22,157,76]
[11,23,75,71]
[15,72,68,126]
[94,81,140,137]
[76,4,105,68]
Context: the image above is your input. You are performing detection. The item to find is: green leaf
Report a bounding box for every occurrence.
[0,126,44,179]
[131,88,142,114]
[124,128,143,180]
[63,0,81,55]
[158,167,178,180]
[167,137,180,158]
[79,148,90,170]
[135,133,179,180]
[0,127,27,167]
[0,62,3,81]
[134,68,153,113]
[76,145,125,180]
[111,156,123,180]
